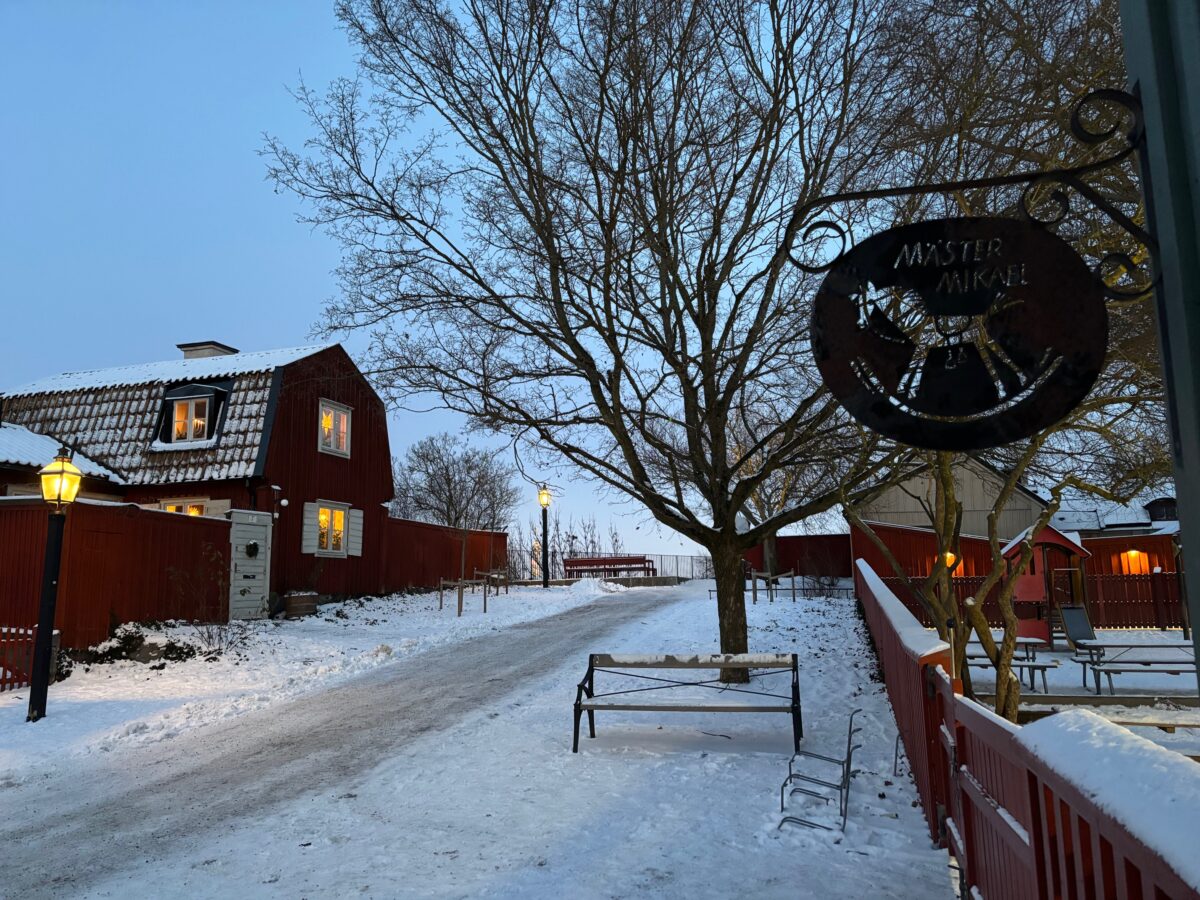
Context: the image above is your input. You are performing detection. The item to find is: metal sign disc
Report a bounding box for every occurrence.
[811,217,1108,450]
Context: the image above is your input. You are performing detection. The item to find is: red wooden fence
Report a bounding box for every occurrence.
[0,498,231,650]
[381,516,507,591]
[1087,572,1187,628]
[856,559,1200,898]
[1,627,36,692]
[743,534,852,578]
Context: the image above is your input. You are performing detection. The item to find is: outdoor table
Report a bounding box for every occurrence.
[1074,639,1196,691]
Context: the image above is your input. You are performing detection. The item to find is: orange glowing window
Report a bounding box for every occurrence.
[317,504,347,554]
[163,500,206,517]
[318,401,351,457]
[172,398,208,442]
[1120,549,1150,575]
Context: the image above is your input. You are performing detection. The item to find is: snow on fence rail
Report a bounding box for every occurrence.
[855,558,1200,899]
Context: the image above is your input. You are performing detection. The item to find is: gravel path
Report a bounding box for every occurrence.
[0,589,685,898]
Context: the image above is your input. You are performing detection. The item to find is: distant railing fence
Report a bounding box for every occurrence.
[856,559,1200,899]
[510,549,713,581]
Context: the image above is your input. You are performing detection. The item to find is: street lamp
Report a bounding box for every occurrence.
[28,448,81,722]
[538,485,552,589]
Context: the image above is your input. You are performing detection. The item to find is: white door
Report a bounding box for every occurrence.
[229,510,273,620]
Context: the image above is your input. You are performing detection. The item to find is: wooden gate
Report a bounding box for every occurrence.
[228,510,272,619]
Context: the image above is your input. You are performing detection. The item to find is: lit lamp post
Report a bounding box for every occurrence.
[538,485,552,589]
[28,448,81,722]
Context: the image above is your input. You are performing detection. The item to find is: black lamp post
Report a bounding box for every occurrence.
[538,484,552,589]
[28,447,81,722]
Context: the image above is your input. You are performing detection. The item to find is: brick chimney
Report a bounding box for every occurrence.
[177,341,239,359]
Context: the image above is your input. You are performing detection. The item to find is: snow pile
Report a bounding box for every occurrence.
[856,559,949,658]
[1016,708,1200,891]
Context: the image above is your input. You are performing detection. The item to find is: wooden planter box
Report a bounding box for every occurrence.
[283,591,320,619]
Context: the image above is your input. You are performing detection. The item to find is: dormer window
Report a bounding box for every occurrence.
[152,380,231,450]
[319,400,351,458]
[173,397,208,442]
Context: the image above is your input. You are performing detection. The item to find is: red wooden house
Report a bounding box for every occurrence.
[0,341,506,634]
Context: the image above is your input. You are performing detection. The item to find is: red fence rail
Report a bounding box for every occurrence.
[856,559,1200,898]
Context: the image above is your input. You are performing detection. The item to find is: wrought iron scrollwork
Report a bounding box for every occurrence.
[786,88,1157,304]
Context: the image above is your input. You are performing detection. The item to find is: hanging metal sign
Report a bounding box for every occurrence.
[811,217,1108,451]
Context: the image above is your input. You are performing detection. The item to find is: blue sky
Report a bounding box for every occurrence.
[0,1,699,554]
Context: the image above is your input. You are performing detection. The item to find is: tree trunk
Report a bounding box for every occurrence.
[763,532,780,577]
[712,543,750,684]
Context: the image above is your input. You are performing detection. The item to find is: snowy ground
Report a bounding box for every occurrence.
[1,582,950,899]
[0,579,620,786]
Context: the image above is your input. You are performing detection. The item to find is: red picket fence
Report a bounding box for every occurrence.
[1,627,36,692]
[856,559,1200,899]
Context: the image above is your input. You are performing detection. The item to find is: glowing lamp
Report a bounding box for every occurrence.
[943,551,958,569]
[38,448,82,510]
[538,485,552,509]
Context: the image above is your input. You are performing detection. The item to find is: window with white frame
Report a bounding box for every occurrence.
[319,503,348,555]
[318,400,351,457]
[172,397,209,443]
[302,501,363,558]
[162,499,207,517]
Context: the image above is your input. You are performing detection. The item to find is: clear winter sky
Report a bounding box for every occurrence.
[0,1,701,555]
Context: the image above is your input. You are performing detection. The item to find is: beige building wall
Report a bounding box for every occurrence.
[857,459,1044,541]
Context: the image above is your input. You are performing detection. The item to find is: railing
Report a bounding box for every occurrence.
[512,549,713,581]
[856,559,1200,898]
[853,560,952,840]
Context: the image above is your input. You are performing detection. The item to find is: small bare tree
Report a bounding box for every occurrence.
[394,432,522,578]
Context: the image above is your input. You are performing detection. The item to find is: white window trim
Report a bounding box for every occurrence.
[170,395,211,444]
[315,499,351,557]
[317,399,352,458]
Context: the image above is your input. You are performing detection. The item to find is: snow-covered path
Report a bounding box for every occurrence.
[1,584,951,899]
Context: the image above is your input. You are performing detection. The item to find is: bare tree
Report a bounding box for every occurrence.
[266,0,911,669]
[847,0,1170,720]
[395,432,522,578]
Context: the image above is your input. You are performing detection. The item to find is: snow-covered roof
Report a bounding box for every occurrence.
[1051,494,1178,535]
[0,423,123,482]
[3,345,328,397]
[1000,524,1088,558]
[0,344,337,486]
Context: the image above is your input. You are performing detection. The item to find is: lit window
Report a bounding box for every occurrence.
[162,500,206,516]
[172,398,208,442]
[317,504,347,555]
[318,400,351,457]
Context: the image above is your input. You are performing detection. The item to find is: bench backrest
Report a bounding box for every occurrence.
[566,556,649,567]
[591,653,795,669]
[1059,606,1097,648]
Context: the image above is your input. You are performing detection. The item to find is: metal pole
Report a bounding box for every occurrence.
[1120,0,1200,694]
[541,505,549,589]
[27,510,65,722]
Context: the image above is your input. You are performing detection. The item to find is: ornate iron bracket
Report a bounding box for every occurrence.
[786,89,1156,304]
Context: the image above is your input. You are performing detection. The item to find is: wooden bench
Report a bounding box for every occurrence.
[965,657,1060,693]
[1092,662,1198,695]
[563,556,657,579]
[572,653,802,753]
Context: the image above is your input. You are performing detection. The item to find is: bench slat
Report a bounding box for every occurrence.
[579,701,791,712]
[591,653,794,669]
